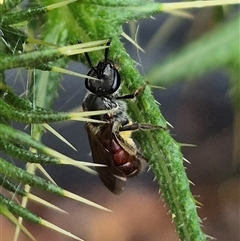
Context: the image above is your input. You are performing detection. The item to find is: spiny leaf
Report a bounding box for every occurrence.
[161,0,240,11]
[0,40,108,70]
[0,124,101,173]
[0,157,110,211]
[0,194,82,240]
[0,89,114,124]
[0,175,66,213]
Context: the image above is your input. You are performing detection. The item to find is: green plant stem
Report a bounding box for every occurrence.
[109,38,206,241]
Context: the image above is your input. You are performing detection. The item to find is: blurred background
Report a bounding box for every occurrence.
[2,5,239,241]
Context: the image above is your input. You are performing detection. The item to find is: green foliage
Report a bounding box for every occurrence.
[146,13,240,87]
[0,0,239,240]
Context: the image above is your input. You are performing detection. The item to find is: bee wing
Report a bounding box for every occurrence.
[85,123,126,194]
[96,166,126,194]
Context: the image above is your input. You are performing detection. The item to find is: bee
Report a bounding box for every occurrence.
[82,40,158,194]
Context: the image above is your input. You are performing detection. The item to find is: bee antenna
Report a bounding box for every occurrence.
[104,39,112,62]
[78,40,101,79]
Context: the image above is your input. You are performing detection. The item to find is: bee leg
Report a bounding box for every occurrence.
[119,123,166,132]
[116,83,148,100]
